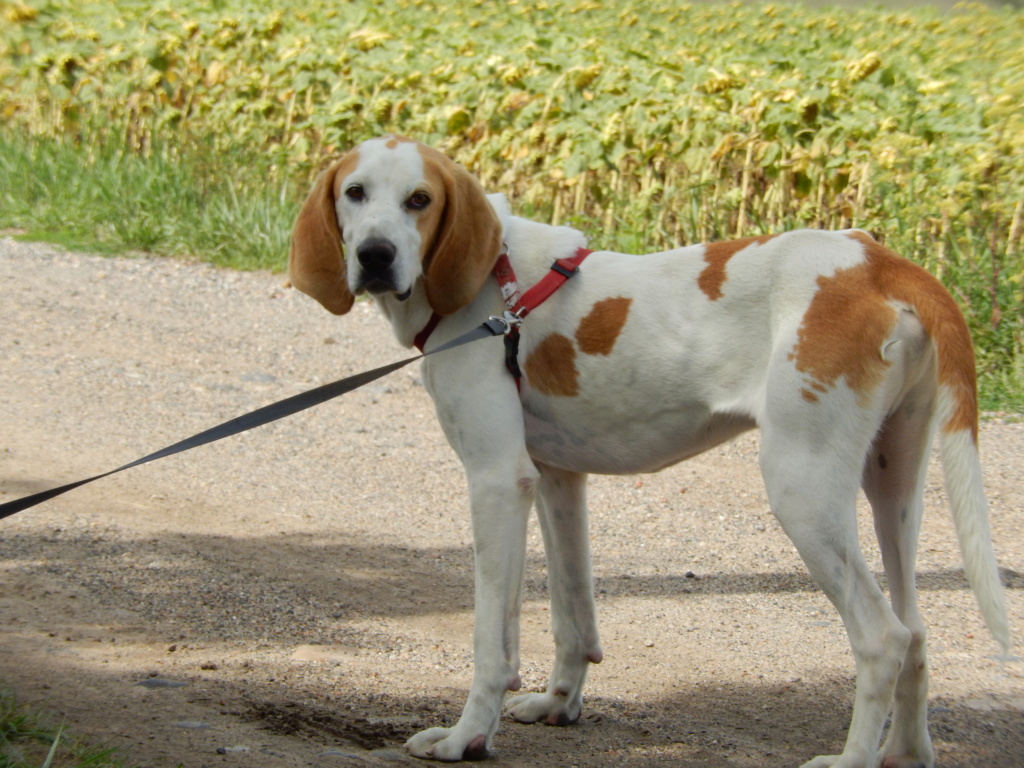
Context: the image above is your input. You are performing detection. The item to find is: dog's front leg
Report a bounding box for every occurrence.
[403,409,540,757]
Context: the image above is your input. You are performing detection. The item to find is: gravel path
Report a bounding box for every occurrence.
[1,237,1022,767]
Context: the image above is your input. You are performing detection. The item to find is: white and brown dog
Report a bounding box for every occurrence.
[288,135,1010,768]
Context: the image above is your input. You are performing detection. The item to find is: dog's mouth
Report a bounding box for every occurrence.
[358,277,395,294]
[356,277,413,302]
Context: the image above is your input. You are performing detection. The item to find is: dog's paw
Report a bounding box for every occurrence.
[405,727,489,762]
[505,691,582,726]
[879,757,928,768]
[800,753,930,768]
[799,757,842,768]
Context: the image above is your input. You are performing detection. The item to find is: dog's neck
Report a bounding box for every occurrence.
[372,281,437,350]
[374,208,590,350]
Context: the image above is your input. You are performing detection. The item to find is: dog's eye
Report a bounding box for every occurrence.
[345,184,365,202]
[406,192,431,210]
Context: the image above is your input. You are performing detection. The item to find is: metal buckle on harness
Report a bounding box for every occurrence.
[484,309,525,337]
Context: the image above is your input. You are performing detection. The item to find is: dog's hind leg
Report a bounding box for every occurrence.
[759,399,912,768]
[862,390,938,768]
[506,464,601,727]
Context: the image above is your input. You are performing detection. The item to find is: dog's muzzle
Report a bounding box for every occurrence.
[355,238,403,296]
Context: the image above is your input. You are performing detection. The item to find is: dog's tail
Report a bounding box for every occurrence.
[936,389,1012,655]
[861,228,1012,655]
[921,283,1012,655]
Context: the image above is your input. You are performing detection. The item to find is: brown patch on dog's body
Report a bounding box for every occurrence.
[575,297,632,356]
[788,261,898,407]
[525,297,632,397]
[698,234,776,301]
[789,232,978,440]
[525,334,579,396]
[846,232,978,438]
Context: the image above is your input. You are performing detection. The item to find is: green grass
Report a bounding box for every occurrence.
[0,688,128,768]
[0,0,1021,410]
[0,133,295,269]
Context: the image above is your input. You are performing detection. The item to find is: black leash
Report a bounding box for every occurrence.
[0,318,508,521]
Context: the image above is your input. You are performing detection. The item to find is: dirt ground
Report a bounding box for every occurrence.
[1,238,1022,768]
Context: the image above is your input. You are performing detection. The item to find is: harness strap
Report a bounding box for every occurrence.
[414,247,593,355]
[501,247,592,388]
[511,248,592,319]
[492,249,521,311]
[412,312,443,353]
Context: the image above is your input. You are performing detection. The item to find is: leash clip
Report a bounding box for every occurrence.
[485,309,525,337]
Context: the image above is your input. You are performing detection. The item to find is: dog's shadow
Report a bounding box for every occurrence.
[2,526,1020,766]
[2,526,1017,638]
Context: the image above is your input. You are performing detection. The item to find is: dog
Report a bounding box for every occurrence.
[288,135,1010,767]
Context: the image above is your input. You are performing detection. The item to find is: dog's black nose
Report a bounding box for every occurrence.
[356,238,396,272]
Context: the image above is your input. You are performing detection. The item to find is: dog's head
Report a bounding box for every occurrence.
[288,135,503,317]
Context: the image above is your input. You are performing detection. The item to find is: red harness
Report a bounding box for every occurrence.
[413,247,593,388]
[493,248,592,319]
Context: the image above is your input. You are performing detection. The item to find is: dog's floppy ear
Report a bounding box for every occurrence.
[421,151,503,317]
[288,157,356,315]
